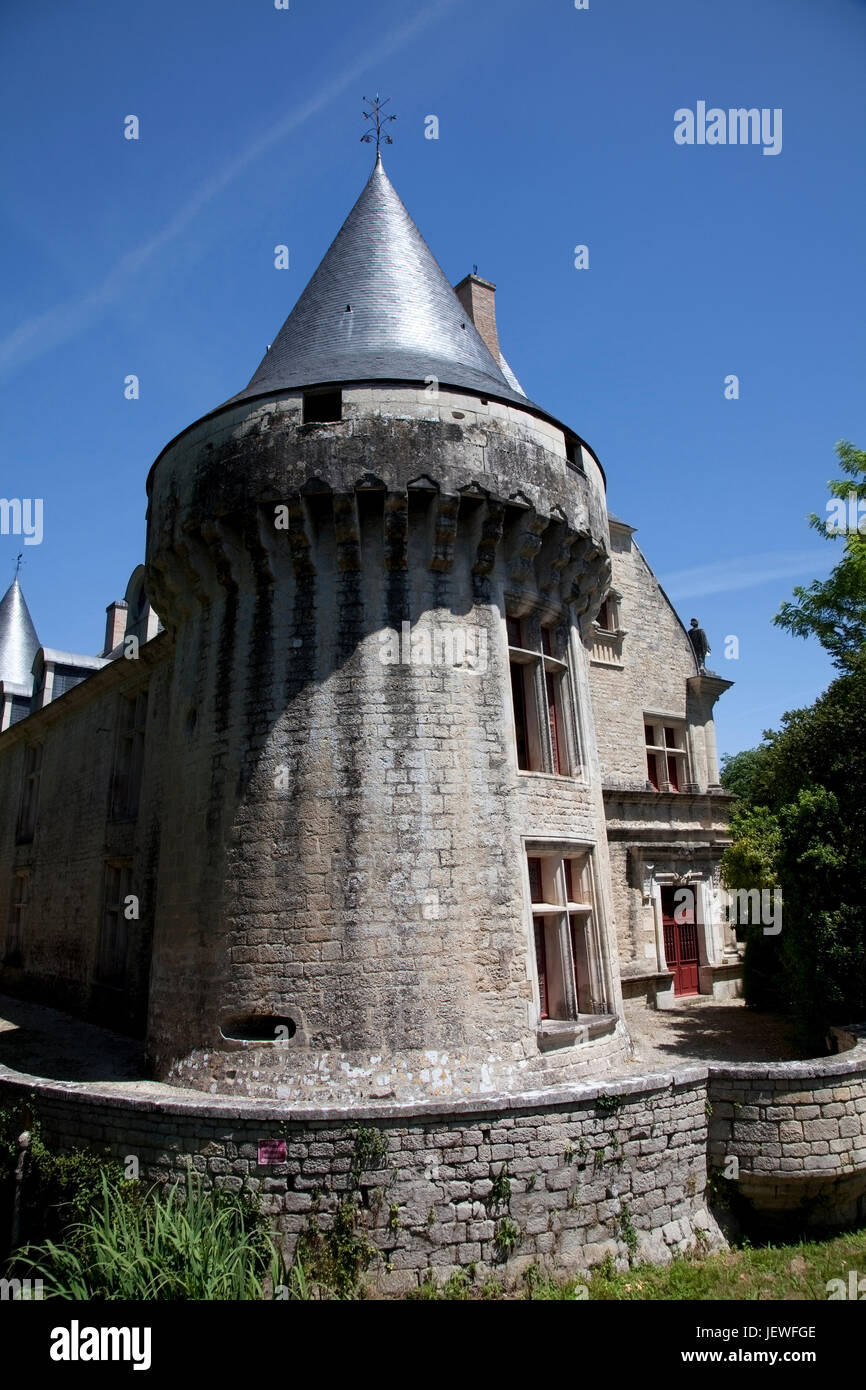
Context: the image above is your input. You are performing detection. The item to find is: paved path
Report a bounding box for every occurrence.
[622,995,806,1073]
[0,992,812,1102]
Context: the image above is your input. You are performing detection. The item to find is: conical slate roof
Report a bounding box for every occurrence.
[0,576,39,688]
[232,155,535,408]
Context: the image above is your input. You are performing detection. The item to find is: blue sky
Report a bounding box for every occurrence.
[1,0,864,757]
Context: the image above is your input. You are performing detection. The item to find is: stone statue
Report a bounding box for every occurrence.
[687,618,710,672]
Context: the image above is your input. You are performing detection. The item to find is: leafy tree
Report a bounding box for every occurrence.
[720,654,866,1044]
[776,786,866,1044]
[719,748,772,805]
[725,440,866,1040]
[774,441,866,670]
[718,801,782,1010]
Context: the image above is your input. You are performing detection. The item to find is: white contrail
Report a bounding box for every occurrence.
[660,548,832,599]
[0,0,462,377]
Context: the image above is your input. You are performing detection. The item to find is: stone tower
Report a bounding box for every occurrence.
[144,156,629,1102]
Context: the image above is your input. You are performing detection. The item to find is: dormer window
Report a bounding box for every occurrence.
[595,591,621,634]
[564,439,586,476]
[590,591,625,667]
[303,389,342,424]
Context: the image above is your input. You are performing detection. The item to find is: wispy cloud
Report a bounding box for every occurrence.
[660,549,832,600]
[0,0,461,379]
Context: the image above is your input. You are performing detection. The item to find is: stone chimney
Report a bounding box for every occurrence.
[103,600,128,656]
[454,273,500,363]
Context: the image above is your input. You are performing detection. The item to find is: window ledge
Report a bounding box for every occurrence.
[537,1013,618,1051]
[517,769,585,785]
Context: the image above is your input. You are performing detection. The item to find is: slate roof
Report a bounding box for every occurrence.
[231,155,538,409]
[0,576,39,688]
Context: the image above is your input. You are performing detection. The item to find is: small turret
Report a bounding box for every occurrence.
[0,575,39,689]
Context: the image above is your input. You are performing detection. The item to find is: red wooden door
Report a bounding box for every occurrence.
[661,886,699,995]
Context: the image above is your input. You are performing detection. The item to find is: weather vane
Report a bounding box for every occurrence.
[361,94,396,155]
[15,552,23,577]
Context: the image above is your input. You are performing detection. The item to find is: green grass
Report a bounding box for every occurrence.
[406,1228,866,1300]
[585,1228,866,1301]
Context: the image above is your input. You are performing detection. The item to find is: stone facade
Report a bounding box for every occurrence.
[0,637,169,1034]
[0,158,738,1115]
[0,396,737,1094]
[0,1062,723,1290]
[142,383,626,1100]
[588,519,737,1007]
[707,1028,866,1230]
[3,1027,866,1289]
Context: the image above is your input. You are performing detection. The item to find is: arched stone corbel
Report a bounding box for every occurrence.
[278,495,316,579]
[539,521,578,597]
[176,527,225,608]
[384,492,408,572]
[507,510,549,586]
[472,499,505,576]
[332,492,361,573]
[430,493,460,573]
[200,517,247,594]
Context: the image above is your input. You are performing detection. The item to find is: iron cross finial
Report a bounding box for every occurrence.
[361,95,396,154]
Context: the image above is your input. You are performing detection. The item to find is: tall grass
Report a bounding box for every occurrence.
[14,1166,289,1300]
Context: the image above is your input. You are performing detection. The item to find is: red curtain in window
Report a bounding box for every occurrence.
[534,920,549,1018]
[510,664,529,770]
[545,673,562,775]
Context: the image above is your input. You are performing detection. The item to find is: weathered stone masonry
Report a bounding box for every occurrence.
[707,1027,866,1231]
[0,1064,719,1290]
[0,152,761,1273]
[142,385,627,1101]
[3,1027,865,1289]
[0,156,740,1104]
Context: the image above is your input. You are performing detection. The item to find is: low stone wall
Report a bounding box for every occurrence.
[0,1065,719,1291]
[707,1028,866,1229]
[3,1028,865,1289]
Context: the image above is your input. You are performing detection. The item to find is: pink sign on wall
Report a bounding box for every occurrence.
[257,1140,287,1165]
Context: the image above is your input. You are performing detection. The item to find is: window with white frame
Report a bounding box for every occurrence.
[16,743,42,844]
[4,871,28,966]
[526,847,601,1021]
[507,614,579,776]
[644,718,689,792]
[111,690,148,820]
[98,860,133,986]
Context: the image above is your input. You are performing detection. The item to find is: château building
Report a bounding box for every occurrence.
[0,155,738,1104]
